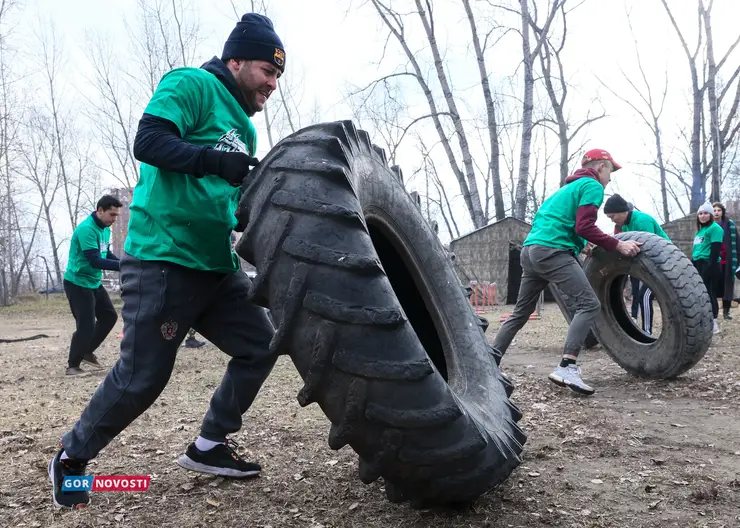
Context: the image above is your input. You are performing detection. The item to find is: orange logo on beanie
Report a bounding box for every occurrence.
[273,48,285,66]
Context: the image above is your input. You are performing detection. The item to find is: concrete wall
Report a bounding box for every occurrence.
[661,215,696,257]
[449,217,531,303]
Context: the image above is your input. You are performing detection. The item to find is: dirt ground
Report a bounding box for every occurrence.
[0,295,738,528]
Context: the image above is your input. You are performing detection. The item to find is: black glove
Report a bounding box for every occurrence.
[215,151,260,187]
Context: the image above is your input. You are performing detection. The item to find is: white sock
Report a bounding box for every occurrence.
[60,451,70,460]
[194,436,224,451]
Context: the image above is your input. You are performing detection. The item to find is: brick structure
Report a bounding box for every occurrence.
[450,217,541,304]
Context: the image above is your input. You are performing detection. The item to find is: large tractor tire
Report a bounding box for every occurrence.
[584,232,713,378]
[235,120,525,507]
[549,283,600,349]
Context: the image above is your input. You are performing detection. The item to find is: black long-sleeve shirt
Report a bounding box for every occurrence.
[81,213,120,271]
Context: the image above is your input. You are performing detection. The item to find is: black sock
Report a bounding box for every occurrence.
[560,357,576,368]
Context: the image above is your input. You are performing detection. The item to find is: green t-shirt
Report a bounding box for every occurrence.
[524,177,604,254]
[125,67,258,273]
[622,210,671,241]
[64,214,112,289]
[693,222,724,261]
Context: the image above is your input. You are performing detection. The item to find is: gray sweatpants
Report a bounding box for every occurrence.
[493,244,600,359]
[62,253,276,460]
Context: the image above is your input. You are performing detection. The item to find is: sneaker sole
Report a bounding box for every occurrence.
[81,359,103,369]
[48,457,89,509]
[176,454,261,478]
[548,374,595,396]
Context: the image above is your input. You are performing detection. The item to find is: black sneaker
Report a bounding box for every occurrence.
[82,354,102,368]
[48,448,90,509]
[177,439,261,478]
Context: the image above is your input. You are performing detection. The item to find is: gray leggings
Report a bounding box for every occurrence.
[493,245,600,359]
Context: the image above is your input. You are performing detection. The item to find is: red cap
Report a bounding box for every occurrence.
[581,148,622,171]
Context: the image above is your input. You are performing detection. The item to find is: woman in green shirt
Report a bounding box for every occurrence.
[693,202,724,334]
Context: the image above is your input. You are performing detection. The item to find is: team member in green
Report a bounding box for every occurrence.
[62,195,123,376]
[492,149,642,395]
[693,201,724,334]
[604,194,670,335]
[49,13,285,509]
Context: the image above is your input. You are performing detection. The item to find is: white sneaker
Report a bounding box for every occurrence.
[548,365,595,395]
[713,319,720,334]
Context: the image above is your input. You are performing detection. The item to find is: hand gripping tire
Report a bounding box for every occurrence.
[584,232,713,378]
[235,121,525,507]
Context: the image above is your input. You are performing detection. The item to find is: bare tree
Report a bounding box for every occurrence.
[532,1,606,188]
[659,0,705,210]
[598,11,671,221]
[417,135,461,239]
[461,0,505,220]
[127,0,203,98]
[20,109,63,283]
[83,35,140,189]
[365,0,487,228]
[511,0,561,219]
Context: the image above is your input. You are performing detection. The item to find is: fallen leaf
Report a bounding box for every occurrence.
[114,514,124,522]
[209,477,224,488]
[528,472,541,477]
[180,483,194,491]
[648,500,662,510]
[205,498,220,507]
[327,460,338,466]
[349,502,359,511]
[591,479,603,484]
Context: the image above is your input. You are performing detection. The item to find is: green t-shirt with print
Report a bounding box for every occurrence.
[125,67,258,273]
[693,222,724,261]
[622,210,671,241]
[64,214,112,289]
[524,177,605,254]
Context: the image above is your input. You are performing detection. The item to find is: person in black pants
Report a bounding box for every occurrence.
[62,195,123,376]
[48,13,286,510]
[693,202,724,334]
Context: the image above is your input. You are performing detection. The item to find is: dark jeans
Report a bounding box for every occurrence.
[629,276,641,318]
[493,245,600,359]
[61,254,276,460]
[63,280,118,368]
[694,259,719,319]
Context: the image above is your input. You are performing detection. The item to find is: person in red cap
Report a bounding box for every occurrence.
[492,148,642,395]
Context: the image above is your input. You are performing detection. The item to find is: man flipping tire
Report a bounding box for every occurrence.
[492,149,642,395]
[604,194,671,335]
[49,13,285,509]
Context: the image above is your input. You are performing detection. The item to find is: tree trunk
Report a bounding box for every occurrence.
[702,5,721,203]
[413,0,486,228]
[42,200,63,284]
[655,117,670,222]
[461,0,504,221]
[369,0,484,228]
[514,0,535,219]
